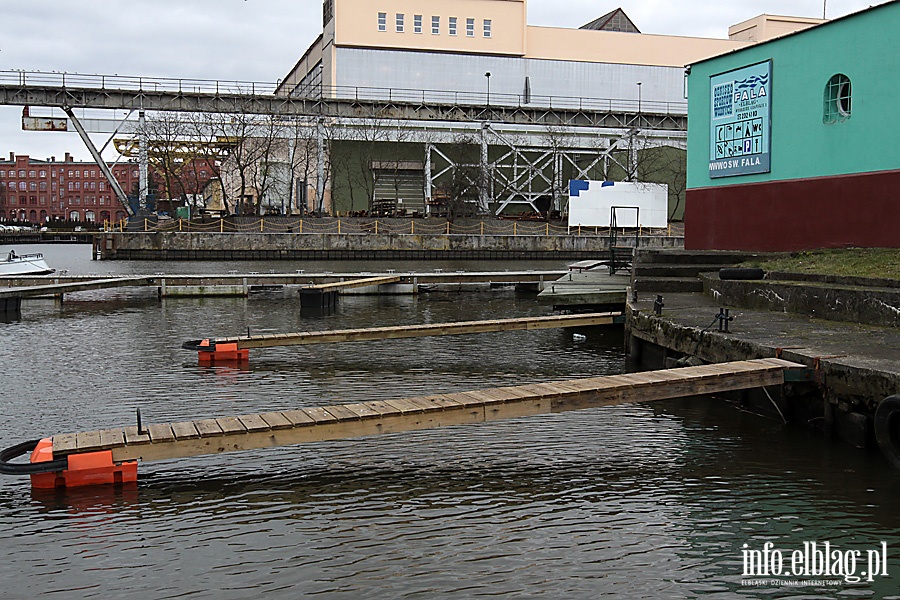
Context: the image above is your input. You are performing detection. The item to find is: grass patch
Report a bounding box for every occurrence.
[746,248,900,281]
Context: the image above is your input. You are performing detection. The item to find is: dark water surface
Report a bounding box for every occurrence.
[1,245,898,599]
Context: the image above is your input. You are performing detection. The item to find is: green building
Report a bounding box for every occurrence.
[685,1,900,250]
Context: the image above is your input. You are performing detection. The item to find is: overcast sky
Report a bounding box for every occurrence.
[0,0,881,161]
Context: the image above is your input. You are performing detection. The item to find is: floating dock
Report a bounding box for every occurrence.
[0,359,807,488]
[183,312,625,363]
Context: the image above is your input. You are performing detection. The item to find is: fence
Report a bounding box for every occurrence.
[103,217,673,238]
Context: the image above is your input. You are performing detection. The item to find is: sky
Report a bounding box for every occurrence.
[0,0,882,162]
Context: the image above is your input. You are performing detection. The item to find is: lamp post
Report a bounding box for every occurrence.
[636,81,642,114]
[485,71,491,106]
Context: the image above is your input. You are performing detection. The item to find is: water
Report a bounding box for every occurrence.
[1,244,899,599]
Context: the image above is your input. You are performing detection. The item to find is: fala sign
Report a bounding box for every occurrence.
[708,60,772,178]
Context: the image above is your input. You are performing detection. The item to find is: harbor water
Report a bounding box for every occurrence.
[1,244,898,599]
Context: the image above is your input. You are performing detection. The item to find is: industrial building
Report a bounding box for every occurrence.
[685,1,898,250]
[274,2,773,218]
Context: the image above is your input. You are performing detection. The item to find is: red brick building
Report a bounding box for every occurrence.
[0,152,218,224]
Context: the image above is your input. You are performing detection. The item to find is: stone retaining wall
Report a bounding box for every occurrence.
[701,273,900,328]
[95,232,685,260]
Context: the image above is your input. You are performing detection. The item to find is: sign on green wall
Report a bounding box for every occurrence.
[708,60,771,178]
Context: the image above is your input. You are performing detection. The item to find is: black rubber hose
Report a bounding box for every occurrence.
[182,339,215,351]
[719,267,766,280]
[875,395,900,470]
[0,439,68,476]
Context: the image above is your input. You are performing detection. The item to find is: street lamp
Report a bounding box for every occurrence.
[485,72,491,106]
[636,81,642,114]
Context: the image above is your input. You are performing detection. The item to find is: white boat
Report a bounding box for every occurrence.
[0,251,55,276]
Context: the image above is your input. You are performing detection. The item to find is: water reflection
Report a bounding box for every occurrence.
[2,246,899,598]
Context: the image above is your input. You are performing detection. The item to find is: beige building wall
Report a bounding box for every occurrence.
[333,0,526,56]
[728,15,824,42]
[525,27,748,67]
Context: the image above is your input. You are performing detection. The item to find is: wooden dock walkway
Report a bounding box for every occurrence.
[50,358,804,465]
[184,312,623,353]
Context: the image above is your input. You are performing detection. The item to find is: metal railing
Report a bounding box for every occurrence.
[103,217,673,238]
[1,70,687,115]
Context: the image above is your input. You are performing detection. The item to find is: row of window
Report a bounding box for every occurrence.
[4,195,115,206]
[0,168,140,179]
[2,210,121,223]
[378,13,491,37]
[2,180,119,192]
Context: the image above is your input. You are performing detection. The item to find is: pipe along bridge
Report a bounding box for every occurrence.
[182,312,626,363]
[0,359,808,489]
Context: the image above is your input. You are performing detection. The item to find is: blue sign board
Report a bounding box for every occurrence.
[708,60,772,178]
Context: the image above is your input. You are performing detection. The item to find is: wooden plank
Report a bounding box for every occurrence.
[301,407,338,424]
[417,395,465,409]
[98,428,125,449]
[365,400,398,416]
[50,433,78,455]
[282,410,316,427]
[216,417,247,434]
[75,431,103,452]
[456,391,504,405]
[123,426,152,445]
[194,419,225,437]
[147,423,176,443]
[343,402,383,419]
[171,421,201,440]
[383,398,426,413]
[322,405,360,421]
[402,397,446,412]
[238,414,271,433]
[259,412,293,430]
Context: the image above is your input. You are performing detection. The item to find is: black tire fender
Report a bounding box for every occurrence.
[718,267,766,280]
[874,395,900,470]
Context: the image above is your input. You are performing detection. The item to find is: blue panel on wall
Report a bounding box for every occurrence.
[569,179,590,197]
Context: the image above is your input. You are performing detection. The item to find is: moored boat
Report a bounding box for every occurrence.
[0,251,55,276]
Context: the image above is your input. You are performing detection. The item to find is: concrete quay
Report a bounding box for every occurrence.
[625,259,900,460]
[92,231,684,260]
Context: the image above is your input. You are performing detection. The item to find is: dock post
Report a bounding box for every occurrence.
[0,296,21,315]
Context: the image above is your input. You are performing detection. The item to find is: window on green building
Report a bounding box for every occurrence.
[824,74,851,123]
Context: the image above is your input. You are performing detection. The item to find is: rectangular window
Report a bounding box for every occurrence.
[432,16,440,34]
[466,18,474,37]
[484,19,492,37]
[39,181,47,191]
[0,170,5,177]
[414,14,422,33]
[449,16,457,36]
[377,12,386,31]
[396,13,404,32]
[29,170,36,177]
[18,182,25,191]
[39,170,46,178]
[29,182,36,191]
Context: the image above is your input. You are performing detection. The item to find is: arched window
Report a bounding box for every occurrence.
[824,74,851,123]
[69,210,81,222]
[85,210,96,223]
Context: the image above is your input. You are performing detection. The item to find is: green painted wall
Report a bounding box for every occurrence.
[687,2,900,189]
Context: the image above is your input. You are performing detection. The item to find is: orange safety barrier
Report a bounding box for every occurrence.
[29,438,138,489]
[197,340,250,364]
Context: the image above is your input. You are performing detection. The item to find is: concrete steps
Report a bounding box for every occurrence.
[631,248,770,294]
[633,276,703,293]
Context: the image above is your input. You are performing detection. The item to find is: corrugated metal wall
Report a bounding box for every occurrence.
[334,47,687,112]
